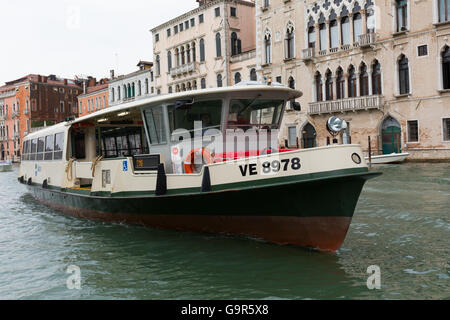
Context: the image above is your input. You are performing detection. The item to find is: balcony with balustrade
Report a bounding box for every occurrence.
[170,62,198,78]
[359,33,377,48]
[308,95,384,116]
[302,48,315,61]
[230,50,256,64]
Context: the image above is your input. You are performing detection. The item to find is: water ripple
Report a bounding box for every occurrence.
[0,163,449,299]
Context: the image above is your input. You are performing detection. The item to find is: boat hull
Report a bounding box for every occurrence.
[25,169,380,252]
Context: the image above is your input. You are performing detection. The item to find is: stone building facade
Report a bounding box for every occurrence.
[256,0,450,160]
[109,61,155,106]
[150,0,257,94]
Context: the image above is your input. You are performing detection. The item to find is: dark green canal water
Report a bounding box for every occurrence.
[0,163,448,300]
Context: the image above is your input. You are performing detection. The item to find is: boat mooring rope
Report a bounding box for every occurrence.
[65,158,76,181]
[91,155,104,178]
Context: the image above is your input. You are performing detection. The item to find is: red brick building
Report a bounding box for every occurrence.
[0,74,82,161]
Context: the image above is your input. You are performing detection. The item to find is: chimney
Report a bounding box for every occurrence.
[110,70,115,79]
[64,79,68,86]
[83,80,87,94]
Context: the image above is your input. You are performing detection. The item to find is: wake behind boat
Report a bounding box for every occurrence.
[18,82,381,252]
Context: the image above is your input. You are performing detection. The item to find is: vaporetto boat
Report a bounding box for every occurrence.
[18,82,381,252]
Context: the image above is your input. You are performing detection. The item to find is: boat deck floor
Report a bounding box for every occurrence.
[69,186,92,191]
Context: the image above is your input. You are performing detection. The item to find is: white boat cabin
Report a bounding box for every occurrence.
[19,83,302,193]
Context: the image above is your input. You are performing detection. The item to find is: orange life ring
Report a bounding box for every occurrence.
[184,148,214,174]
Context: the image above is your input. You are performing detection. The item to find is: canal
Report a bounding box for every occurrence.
[0,163,448,299]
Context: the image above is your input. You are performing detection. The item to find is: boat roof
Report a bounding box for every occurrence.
[24,83,302,140]
[24,122,69,140]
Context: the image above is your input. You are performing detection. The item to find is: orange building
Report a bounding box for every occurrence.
[0,74,82,161]
[77,78,109,117]
[0,87,18,161]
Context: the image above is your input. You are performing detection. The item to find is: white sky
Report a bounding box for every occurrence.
[0,0,197,85]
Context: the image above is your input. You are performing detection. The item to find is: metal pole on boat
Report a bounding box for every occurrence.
[368,136,372,168]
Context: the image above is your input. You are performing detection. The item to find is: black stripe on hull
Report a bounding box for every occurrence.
[24,171,379,251]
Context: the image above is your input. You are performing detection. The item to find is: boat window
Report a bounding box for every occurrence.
[100,127,147,158]
[45,135,54,161]
[227,99,284,130]
[36,137,45,161]
[167,100,222,138]
[21,142,25,161]
[54,133,64,160]
[128,133,143,155]
[143,106,167,145]
[26,141,30,161]
[22,141,29,161]
[30,139,37,161]
[104,136,117,158]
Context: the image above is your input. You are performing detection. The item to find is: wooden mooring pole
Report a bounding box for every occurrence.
[368,136,372,168]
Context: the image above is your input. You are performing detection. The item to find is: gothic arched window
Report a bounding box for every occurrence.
[372,60,382,95]
[359,63,369,96]
[216,33,222,57]
[315,72,323,102]
[348,65,357,97]
[264,30,272,64]
[199,39,205,62]
[442,46,450,89]
[167,51,172,72]
[285,22,295,59]
[398,54,410,94]
[325,70,333,101]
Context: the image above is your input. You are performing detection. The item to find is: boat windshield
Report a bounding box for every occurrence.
[227,99,284,130]
[167,100,222,138]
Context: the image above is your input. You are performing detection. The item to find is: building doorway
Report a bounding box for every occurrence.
[381,116,401,154]
[302,123,317,149]
[1,144,4,160]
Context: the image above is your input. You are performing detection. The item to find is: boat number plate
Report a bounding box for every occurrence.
[239,158,301,177]
[122,161,128,172]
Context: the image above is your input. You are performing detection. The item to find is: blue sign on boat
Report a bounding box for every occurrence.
[123,161,128,172]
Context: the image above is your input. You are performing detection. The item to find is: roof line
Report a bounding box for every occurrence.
[150,0,255,33]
